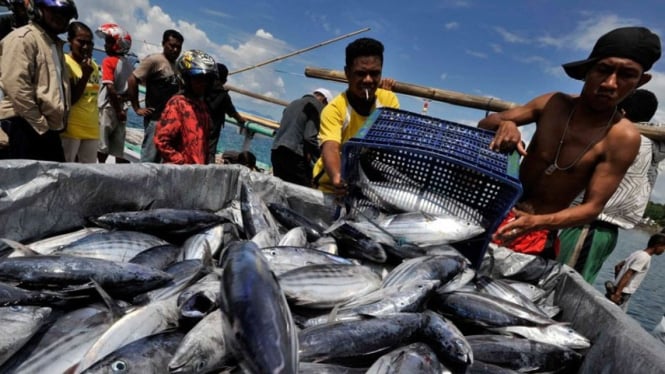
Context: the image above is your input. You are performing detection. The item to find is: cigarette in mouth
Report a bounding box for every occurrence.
[365,88,369,100]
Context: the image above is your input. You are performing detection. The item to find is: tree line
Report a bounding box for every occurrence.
[644,201,665,227]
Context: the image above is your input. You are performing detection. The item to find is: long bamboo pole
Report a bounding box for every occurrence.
[239,112,280,130]
[225,84,289,107]
[229,27,370,76]
[304,66,519,112]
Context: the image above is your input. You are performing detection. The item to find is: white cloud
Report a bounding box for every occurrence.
[465,50,488,59]
[490,43,502,53]
[495,27,528,44]
[445,22,459,30]
[79,3,294,119]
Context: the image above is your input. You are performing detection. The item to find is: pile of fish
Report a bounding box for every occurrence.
[0,180,589,373]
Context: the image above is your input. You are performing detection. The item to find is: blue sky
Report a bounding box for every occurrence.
[78,0,665,201]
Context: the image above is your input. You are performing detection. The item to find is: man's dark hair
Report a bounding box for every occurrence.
[162,29,184,44]
[345,37,384,68]
[620,89,658,123]
[648,233,665,247]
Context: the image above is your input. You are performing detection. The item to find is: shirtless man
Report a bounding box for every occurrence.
[478,26,661,257]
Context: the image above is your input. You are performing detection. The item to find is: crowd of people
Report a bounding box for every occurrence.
[0,0,249,166]
[0,1,663,313]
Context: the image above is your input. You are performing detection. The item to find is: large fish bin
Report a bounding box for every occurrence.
[0,109,662,373]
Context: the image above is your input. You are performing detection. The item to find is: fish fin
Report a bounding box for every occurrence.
[327,303,342,323]
[89,278,125,320]
[0,238,40,256]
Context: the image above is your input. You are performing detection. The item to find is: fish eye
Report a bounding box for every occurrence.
[196,360,207,372]
[111,360,128,372]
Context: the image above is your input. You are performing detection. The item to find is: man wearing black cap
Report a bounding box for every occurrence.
[478,26,661,258]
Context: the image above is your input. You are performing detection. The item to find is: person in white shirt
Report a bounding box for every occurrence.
[605,233,665,311]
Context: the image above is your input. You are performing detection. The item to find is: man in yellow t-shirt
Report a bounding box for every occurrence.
[312,37,399,195]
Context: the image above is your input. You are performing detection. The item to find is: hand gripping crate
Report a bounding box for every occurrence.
[342,108,523,267]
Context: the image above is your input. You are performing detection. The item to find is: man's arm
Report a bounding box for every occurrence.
[611,268,635,304]
[321,140,345,196]
[478,93,555,156]
[127,74,153,117]
[614,260,625,277]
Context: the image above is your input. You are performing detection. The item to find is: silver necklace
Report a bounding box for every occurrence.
[544,105,617,175]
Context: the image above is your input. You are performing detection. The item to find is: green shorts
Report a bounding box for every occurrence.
[557,220,618,283]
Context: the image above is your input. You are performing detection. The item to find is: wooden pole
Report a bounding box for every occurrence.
[239,112,280,130]
[304,66,520,112]
[225,84,289,107]
[229,27,370,76]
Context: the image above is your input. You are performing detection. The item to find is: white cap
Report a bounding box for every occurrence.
[313,88,333,103]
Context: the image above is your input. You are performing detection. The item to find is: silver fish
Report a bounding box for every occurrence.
[382,255,469,288]
[298,313,426,363]
[89,208,225,236]
[0,256,172,297]
[353,211,484,246]
[76,296,181,373]
[219,240,298,374]
[53,230,169,263]
[133,259,211,305]
[168,309,232,374]
[303,280,439,327]
[240,182,280,239]
[366,342,450,374]
[261,246,356,276]
[420,310,473,366]
[267,203,326,242]
[278,227,309,247]
[490,324,591,350]
[181,224,225,260]
[250,227,282,248]
[12,227,107,256]
[0,306,51,366]
[466,334,582,372]
[430,291,555,328]
[81,331,185,374]
[177,273,221,319]
[7,304,115,374]
[278,264,382,308]
[129,244,183,270]
[474,276,549,317]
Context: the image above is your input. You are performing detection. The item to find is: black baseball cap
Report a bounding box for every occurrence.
[562,26,661,80]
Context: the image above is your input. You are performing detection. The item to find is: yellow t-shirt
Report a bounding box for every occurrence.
[61,54,100,140]
[312,88,399,193]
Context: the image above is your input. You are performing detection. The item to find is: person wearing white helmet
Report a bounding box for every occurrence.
[0,0,78,160]
[271,87,333,186]
[154,49,217,164]
[95,22,133,163]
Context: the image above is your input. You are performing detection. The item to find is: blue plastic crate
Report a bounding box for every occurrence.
[354,108,520,178]
[342,108,523,267]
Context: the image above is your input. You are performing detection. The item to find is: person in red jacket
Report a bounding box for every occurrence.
[154,49,217,164]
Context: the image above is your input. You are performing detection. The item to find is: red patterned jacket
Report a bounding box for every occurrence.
[155,94,211,164]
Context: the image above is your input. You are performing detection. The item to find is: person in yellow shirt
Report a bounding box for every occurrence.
[312,37,399,195]
[60,21,100,163]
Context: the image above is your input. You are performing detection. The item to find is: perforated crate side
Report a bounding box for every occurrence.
[353,108,519,178]
[342,142,522,268]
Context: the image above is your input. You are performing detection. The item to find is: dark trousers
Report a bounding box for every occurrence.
[0,117,65,161]
[271,146,312,187]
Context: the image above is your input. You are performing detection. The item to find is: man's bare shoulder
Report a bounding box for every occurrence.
[607,117,642,145]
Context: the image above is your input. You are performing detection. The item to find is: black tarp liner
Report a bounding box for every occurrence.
[1,160,664,373]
